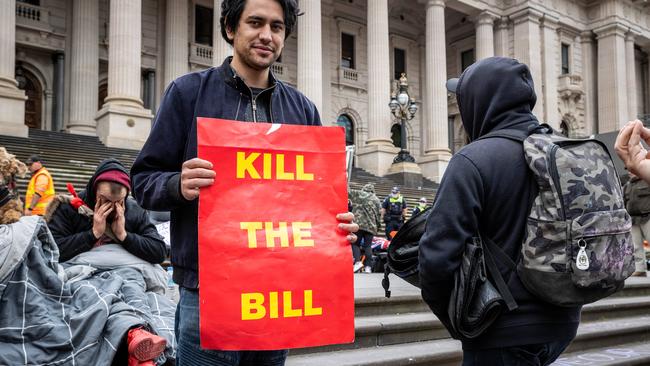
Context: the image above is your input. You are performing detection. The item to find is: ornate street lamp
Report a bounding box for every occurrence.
[389,73,418,163]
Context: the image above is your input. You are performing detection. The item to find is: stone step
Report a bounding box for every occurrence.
[287,338,461,366]
[293,294,650,356]
[551,341,650,365]
[287,314,650,365]
[565,314,650,353]
[352,275,650,319]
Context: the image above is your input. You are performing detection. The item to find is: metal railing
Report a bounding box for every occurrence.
[16,2,49,26]
[189,43,213,67]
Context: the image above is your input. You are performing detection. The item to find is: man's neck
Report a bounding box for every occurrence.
[230,57,270,89]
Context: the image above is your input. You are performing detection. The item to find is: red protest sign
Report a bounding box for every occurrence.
[197,118,354,350]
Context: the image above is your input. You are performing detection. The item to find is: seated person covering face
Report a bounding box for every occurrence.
[48,158,167,263]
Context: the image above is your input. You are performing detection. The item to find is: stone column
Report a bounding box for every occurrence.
[297,0,323,114]
[475,12,494,60]
[0,0,28,137]
[494,17,509,57]
[52,52,65,132]
[541,15,559,128]
[144,70,156,111]
[68,0,99,134]
[356,0,397,177]
[96,0,153,149]
[580,31,597,135]
[594,23,628,132]
[512,8,543,117]
[164,0,188,86]
[213,0,231,66]
[418,0,450,183]
[626,31,637,121]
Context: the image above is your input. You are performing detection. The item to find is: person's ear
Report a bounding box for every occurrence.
[225,19,235,41]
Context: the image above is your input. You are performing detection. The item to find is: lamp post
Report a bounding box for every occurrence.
[389,73,418,164]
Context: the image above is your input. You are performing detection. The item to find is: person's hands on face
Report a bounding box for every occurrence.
[92,197,113,239]
[181,158,216,201]
[615,120,650,183]
[111,200,127,241]
[337,212,359,244]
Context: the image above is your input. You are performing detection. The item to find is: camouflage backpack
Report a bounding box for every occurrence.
[516,126,634,307]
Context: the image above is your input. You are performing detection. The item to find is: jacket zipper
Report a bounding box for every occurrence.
[251,98,258,123]
[235,93,242,121]
[248,84,276,123]
[549,144,566,220]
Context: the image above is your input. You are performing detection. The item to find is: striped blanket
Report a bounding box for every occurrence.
[0,216,176,365]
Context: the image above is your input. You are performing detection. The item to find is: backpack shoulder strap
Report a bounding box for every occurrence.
[481,236,519,311]
[479,124,552,143]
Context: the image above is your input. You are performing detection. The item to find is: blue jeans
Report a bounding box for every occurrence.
[175,287,288,366]
[462,339,573,366]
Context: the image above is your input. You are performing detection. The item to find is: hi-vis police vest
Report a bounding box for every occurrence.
[25,168,55,215]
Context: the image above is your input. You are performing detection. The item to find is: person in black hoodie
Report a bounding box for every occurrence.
[418,57,581,365]
[48,159,166,264]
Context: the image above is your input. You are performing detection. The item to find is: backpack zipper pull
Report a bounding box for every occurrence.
[576,239,589,270]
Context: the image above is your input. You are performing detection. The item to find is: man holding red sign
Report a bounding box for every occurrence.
[131,0,357,365]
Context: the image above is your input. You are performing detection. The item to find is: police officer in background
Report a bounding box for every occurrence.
[24,155,55,216]
[381,186,407,239]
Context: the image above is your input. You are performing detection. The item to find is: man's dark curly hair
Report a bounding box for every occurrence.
[220,0,301,46]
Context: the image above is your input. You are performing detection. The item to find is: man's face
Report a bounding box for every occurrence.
[227,0,285,72]
[95,182,127,221]
[29,162,42,173]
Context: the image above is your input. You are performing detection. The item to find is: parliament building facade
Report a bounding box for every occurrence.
[1,0,648,182]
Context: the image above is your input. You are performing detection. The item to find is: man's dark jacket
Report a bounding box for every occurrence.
[49,159,166,263]
[418,57,581,350]
[130,57,321,289]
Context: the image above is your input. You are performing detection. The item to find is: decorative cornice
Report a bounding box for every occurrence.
[418,0,445,9]
[510,8,544,25]
[593,22,628,39]
[475,11,498,26]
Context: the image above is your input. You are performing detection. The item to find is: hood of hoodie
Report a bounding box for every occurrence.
[455,57,539,142]
[362,183,375,194]
[355,183,376,201]
[81,158,130,209]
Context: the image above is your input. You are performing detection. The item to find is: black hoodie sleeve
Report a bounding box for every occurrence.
[120,202,167,264]
[48,204,96,263]
[418,153,484,324]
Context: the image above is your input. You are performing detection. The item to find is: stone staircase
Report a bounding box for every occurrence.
[0,129,438,214]
[3,130,650,365]
[286,274,650,366]
[0,129,139,196]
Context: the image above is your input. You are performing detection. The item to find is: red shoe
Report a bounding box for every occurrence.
[128,355,155,366]
[127,328,166,362]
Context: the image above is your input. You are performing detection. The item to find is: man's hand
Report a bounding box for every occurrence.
[337,212,359,244]
[111,201,127,241]
[92,200,113,239]
[615,120,650,183]
[181,158,216,201]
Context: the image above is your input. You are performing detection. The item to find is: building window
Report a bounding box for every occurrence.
[561,44,570,75]
[336,114,355,146]
[560,121,569,137]
[461,49,475,72]
[394,48,406,80]
[391,123,401,148]
[341,33,355,69]
[448,117,455,153]
[18,0,40,5]
[195,5,213,46]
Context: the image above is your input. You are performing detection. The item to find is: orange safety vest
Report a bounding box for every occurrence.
[25,167,55,215]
